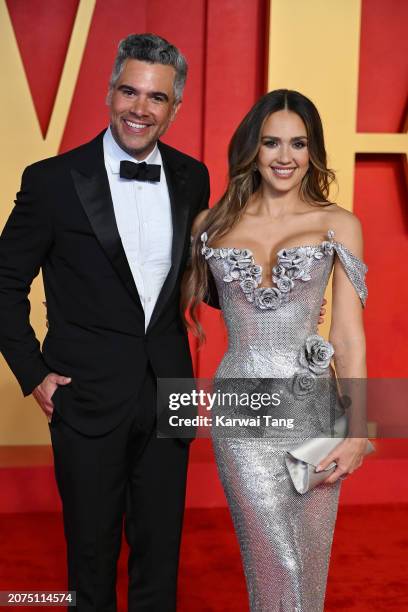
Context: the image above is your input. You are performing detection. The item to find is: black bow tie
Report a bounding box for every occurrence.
[119,160,161,182]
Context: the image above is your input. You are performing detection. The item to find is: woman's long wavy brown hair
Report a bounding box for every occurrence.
[181,89,336,342]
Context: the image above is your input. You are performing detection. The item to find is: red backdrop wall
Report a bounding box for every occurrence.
[355,0,408,377]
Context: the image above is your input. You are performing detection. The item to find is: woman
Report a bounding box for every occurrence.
[182,90,369,611]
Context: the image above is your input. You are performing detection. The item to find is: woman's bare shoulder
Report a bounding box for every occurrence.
[323,203,363,256]
[191,208,211,236]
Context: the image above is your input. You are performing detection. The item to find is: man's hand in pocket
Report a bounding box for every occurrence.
[32,373,71,422]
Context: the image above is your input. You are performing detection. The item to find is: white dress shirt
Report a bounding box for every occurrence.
[103,127,173,330]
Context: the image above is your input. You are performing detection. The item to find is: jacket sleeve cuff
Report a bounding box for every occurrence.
[15,357,52,397]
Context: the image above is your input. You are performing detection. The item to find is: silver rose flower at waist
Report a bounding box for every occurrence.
[292,334,335,400]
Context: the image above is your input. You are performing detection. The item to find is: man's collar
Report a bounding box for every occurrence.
[103,126,161,174]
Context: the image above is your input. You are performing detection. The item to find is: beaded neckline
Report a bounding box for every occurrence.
[201,230,338,310]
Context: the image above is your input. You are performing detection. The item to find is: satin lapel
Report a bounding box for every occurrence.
[147,142,190,331]
[71,138,142,310]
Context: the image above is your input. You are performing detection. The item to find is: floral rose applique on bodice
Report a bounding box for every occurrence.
[200,229,367,310]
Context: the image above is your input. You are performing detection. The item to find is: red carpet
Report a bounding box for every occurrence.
[0,506,407,611]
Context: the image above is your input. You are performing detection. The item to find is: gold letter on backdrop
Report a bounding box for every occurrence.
[0,0,95,443]
[268,0,407,336]
[268,0,362,208]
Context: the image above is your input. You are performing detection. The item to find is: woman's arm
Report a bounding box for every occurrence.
[330,213,366,379]
[317,212,369,483]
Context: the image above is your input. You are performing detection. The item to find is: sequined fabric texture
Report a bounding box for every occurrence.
[202,229,368,612]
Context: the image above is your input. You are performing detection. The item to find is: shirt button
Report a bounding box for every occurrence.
[147,297,152,302]
[137,186,142,191]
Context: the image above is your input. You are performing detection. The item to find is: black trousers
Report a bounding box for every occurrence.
[49,369,189,611]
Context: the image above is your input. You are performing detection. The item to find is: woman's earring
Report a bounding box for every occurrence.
[252,162,258,173]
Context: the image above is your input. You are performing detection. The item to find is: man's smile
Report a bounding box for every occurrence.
[122,118,152,133]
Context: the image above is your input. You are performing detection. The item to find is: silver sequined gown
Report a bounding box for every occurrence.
[201,229,368,612]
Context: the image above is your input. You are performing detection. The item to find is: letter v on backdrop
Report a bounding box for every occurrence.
[0,0,95,444]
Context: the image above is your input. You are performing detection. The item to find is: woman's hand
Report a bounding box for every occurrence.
[315,437,368,484]
[318,297,327,325]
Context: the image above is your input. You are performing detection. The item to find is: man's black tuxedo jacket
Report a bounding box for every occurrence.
[0,131,210,435]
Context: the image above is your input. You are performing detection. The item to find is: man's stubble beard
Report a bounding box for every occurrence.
[109,122,158,160]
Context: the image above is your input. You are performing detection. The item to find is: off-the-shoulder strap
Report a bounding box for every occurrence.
[199,231,214,260]
[189,232,213,263]
[328,229,368,307]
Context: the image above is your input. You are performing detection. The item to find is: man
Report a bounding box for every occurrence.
[0,34,209,611]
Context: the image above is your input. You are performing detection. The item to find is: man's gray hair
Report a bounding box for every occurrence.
[109,33,188,103]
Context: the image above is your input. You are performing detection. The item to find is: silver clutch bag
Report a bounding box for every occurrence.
[285,415,375,494]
